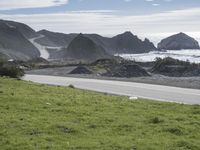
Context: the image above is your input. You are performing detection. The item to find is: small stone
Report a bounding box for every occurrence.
[129,96,138,100]
[46,103,51,105]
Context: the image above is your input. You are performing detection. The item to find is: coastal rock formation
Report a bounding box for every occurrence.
[37,30,157,55]
[110,32,157,54]
[158,32,200,50]
[55,34,111,62]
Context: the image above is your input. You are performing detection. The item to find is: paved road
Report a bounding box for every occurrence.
[23,74,200,104]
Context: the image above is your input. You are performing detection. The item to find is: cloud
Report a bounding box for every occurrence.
[145,0,155,2]
[164,0,173,2]
[0,7,200,38]
[124,0,132,2]
[152,3,160,6]
[0,0,69,10]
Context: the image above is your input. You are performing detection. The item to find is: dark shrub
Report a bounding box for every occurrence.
[165,127,183,136]
[149,117,163,124]
[0,61,24,78]
[68,84,75,89]
[152,57,200,77]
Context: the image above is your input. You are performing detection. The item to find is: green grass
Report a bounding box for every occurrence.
[0,77,200,150]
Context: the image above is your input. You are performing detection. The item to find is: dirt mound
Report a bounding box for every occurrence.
[103,63,150,77]
[69,66,93,74]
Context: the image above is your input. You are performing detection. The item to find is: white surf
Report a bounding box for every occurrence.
[116,49,200,63]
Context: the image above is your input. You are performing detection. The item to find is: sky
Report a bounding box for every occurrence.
[0,0,200,42]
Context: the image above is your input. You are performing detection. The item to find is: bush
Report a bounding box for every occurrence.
[149,117,163,124]
[68,84,75,89]
[152,57,200,77]
[165,127,183,136]
[0,61,24,78]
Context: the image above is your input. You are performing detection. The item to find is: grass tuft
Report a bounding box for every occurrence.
[68,84,75,89]
[149,117,164,124]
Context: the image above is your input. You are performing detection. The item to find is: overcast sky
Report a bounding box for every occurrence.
[0,0,200,41]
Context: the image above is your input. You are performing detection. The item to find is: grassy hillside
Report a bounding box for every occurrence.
[0,77,200,150]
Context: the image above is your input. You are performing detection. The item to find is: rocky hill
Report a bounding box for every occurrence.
[110,31,156,54]
[37,30,157,55]
[0,20,38,38]
[36,30,77,47]
[0,21,40,61]
[158,32,200,50]
[53,34,111,62]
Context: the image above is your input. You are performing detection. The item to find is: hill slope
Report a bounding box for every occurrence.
[36,29,77,47]
[0,19,38,38]
[110,31,156,54]
[54,34,110,62]
[0,21,40,60]
[37,30,157,55]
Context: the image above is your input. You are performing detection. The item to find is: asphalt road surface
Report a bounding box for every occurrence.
[23,74,200,104]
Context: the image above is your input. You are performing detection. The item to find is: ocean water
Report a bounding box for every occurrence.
[116,50,200,63]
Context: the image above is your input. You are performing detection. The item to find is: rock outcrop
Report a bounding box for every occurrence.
[110,32,157,54]
[152,57,200,77]
[0,20,38,38]
[36,30,77,47]
[37,30,157,55]
[158,32,200,50]
[55,34,111,62]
